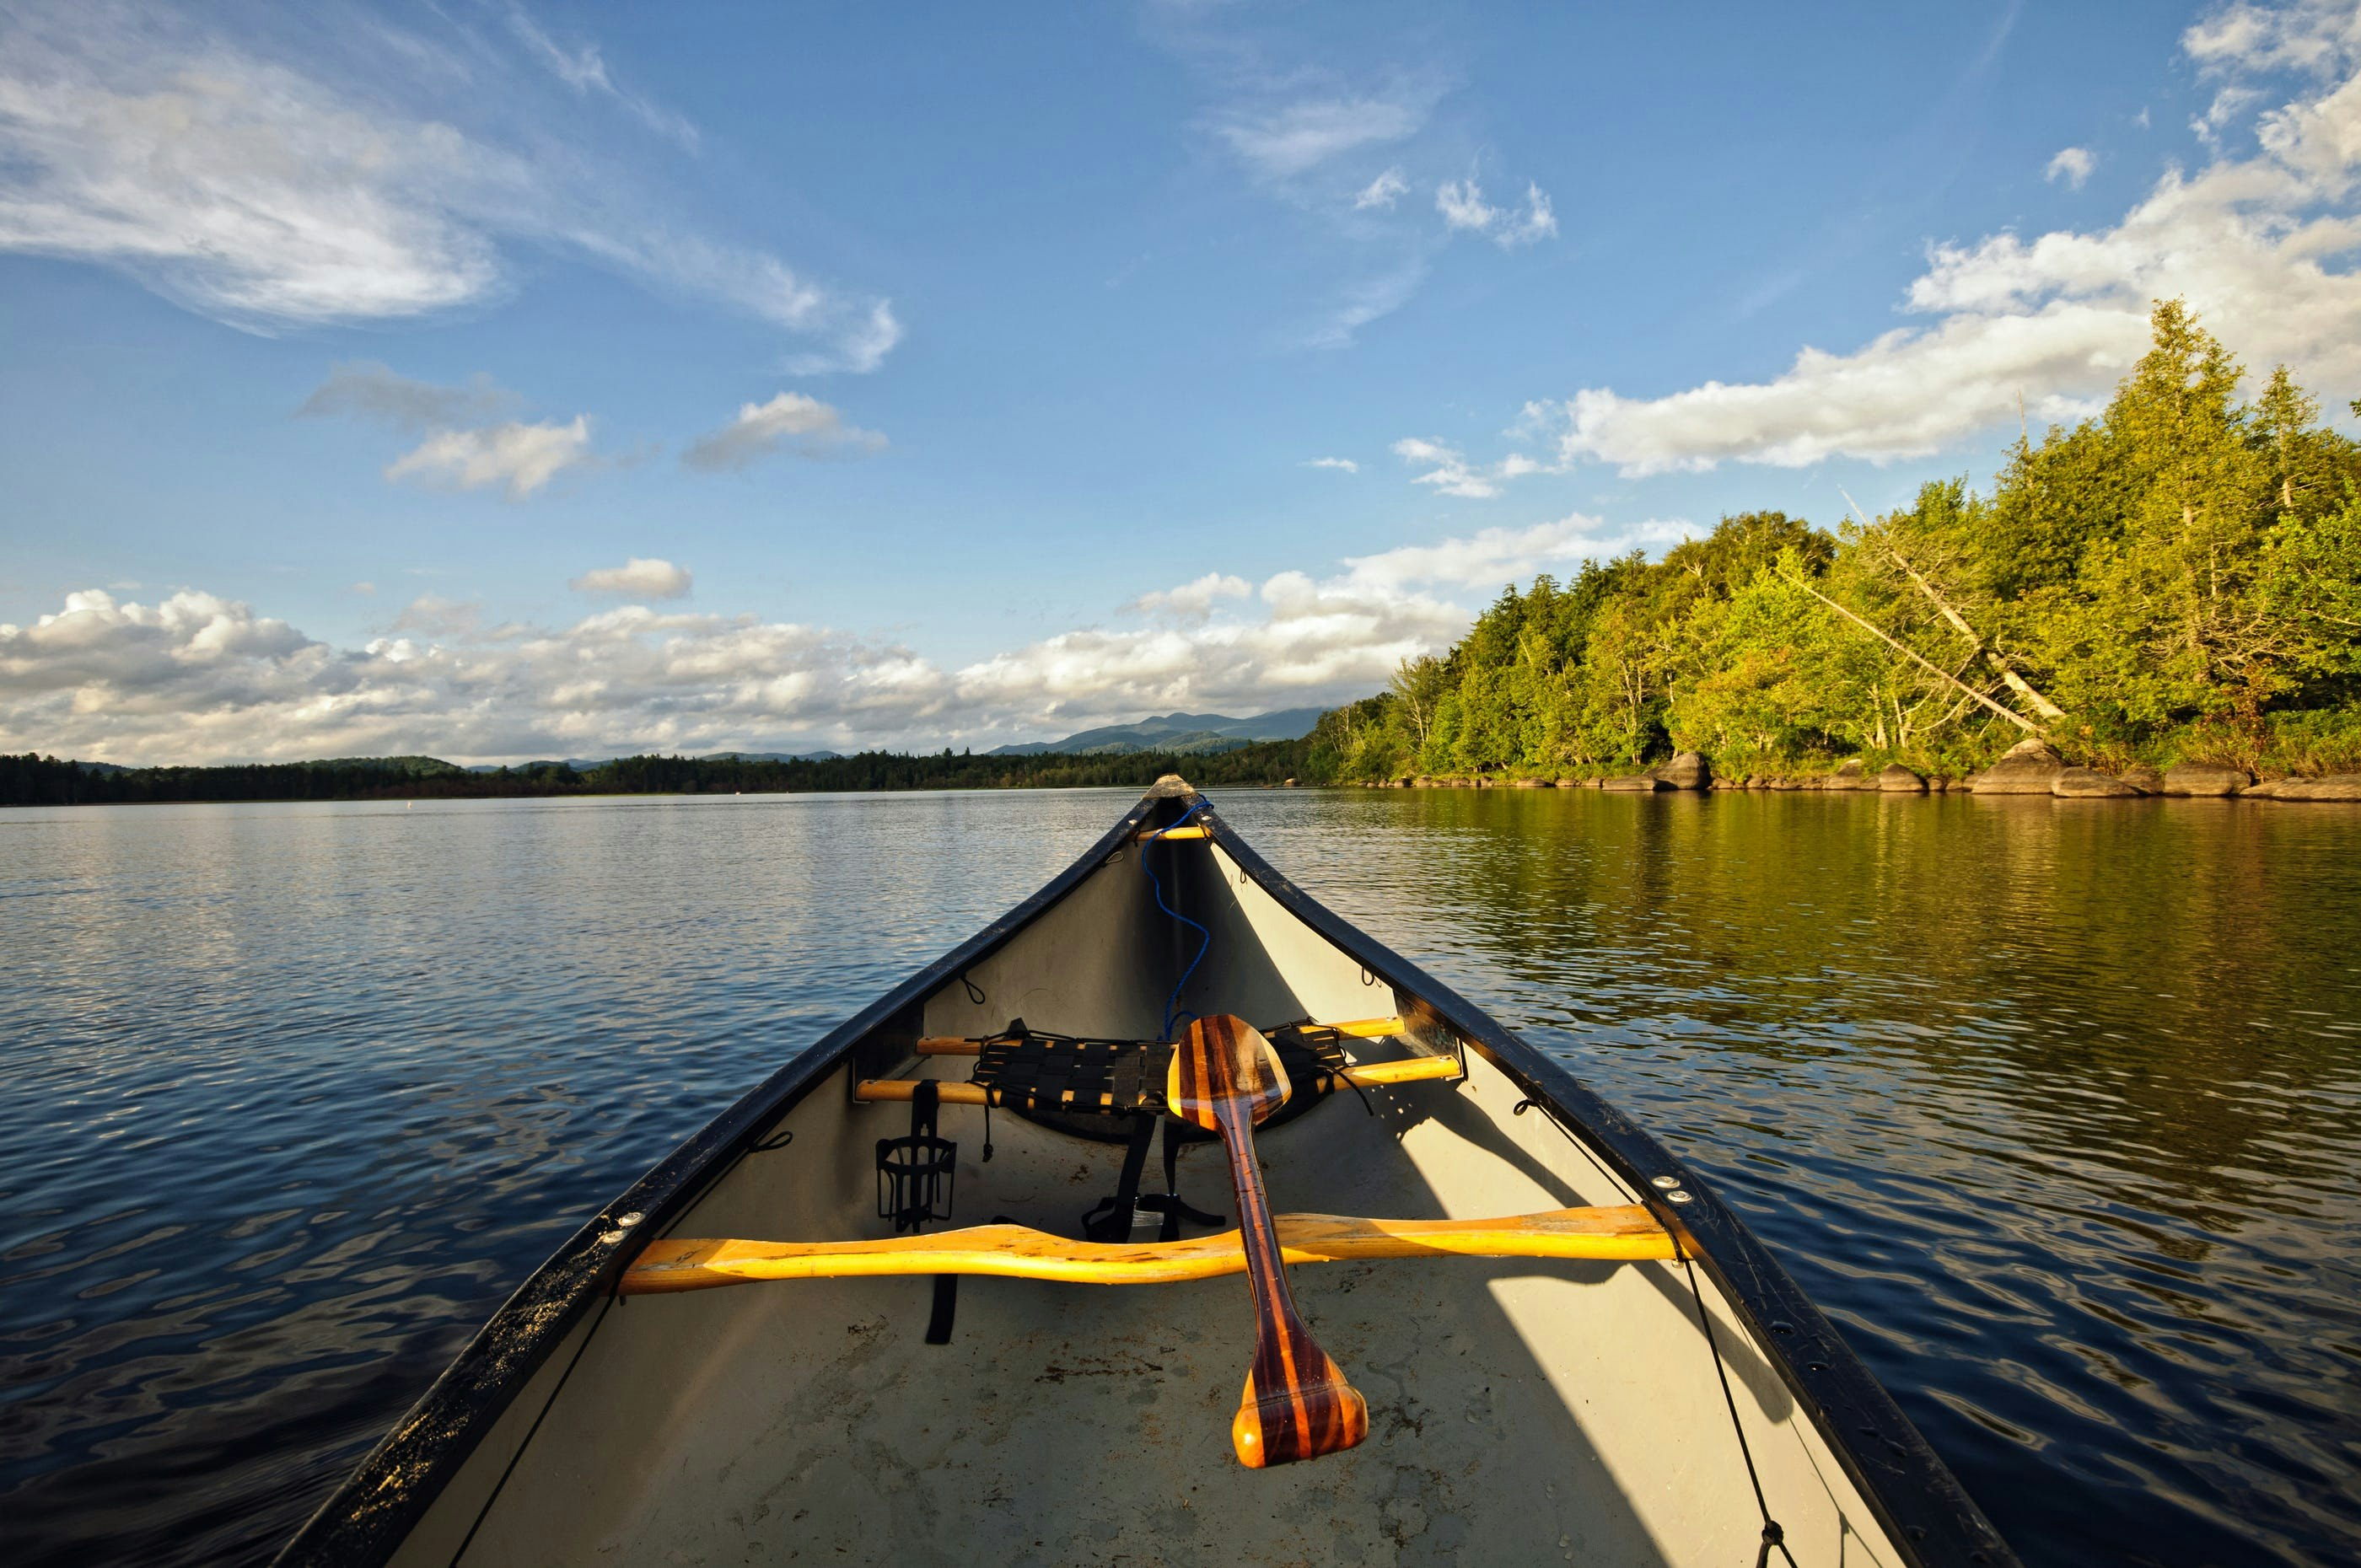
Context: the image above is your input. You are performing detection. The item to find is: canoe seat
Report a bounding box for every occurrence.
[864,1020,1460,1128]
[965,1020,1350,1124]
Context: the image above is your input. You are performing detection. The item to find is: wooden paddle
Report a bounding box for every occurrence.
[1169,1013,1369,1469]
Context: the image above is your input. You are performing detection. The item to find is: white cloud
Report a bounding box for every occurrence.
[1354,168,1408,210]
[1435,179,1498,233]
[1390,438,1550,499]
[681,392,886,472]
[2184,0,2360,78]
[0,588,957,765]
[1526,14,2361,475]
[0,3,898,368]
[1336,514,1684,593]
[1125,573,1252,621]
[1213,96,1426,178]
[0,515,1689,763]
[955,577,1459,720]
[386,417,593,500]
[785,301,905,376]
[1394,437,1498,498]
[1435,179,1557,247]
[2046,146,2098,187]
[301,362,600,499]
[1304,456,1359,473]
[571,558,692,599]
[956,513,1679,722]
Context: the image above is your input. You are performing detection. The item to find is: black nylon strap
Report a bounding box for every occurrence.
[1081,1112,1161,1240]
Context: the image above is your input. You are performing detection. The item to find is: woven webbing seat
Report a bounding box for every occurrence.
[967,1021,1356,1125]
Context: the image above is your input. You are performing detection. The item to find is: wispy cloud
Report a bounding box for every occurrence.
[1435,178,1557,247]
[1301,261,1428,349]
[1353,168,1408,210]
[572,558,692,599]
[503,1,700,150]
[0,1,900,370]
[1212,95,1428,178]
[1519,8,2361,475]
[1304,457,1360,473]
[2045,145,2096,187]
[681,392,886,472]
[1390,437,1546,499]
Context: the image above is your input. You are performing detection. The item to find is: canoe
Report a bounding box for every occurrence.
[278,777,2015,1567]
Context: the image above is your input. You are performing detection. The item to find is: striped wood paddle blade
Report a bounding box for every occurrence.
[1170,1015,1369,1467]
[1166,1012,1291,1130]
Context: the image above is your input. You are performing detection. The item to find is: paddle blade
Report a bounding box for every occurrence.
[1232,1351,1369,1468]
[1167,1014,1291,1133]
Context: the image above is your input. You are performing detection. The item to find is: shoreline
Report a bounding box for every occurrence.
[1338,745,2361,802]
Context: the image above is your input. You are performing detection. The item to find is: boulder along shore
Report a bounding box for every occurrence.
[1370,745,2361,800]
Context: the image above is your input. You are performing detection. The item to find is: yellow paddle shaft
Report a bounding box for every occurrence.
[623,1205,1674,1294]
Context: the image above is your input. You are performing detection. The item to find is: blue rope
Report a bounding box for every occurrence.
[1142,800,1213,1039]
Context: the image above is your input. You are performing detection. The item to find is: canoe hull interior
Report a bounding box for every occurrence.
[286,784,2012,1568]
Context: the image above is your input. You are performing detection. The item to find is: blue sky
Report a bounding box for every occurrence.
[4,0,2358,763]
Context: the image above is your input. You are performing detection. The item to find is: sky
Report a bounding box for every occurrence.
[3,0,2359,765]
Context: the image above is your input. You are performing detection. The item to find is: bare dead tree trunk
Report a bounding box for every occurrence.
[1779,567,2041,733]
[1842,490,2068,722]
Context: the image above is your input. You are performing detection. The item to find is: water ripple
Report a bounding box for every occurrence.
[2,788,2356,1566]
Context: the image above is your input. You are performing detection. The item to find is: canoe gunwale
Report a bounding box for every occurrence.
[273,791,1170,1566]
[276,784,2016,1568]
[1194,801,2019,1568]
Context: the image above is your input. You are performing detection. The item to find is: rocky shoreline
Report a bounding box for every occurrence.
[1365,740,2361,800]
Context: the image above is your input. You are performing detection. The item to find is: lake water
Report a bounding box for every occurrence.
[2,787,2356,1566]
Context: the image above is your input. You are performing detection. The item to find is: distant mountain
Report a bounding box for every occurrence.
[988,708,1326,757]
[306,756,467,776]
[463,750,840,774]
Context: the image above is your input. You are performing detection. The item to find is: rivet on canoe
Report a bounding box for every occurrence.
[1650,1174,1681,1189]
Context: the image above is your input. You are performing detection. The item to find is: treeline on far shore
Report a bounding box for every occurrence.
[1302,302,2361,787]
[0,740,1312,808]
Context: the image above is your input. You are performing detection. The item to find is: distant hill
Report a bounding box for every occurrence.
[465,749,840,774]
[313,755,468,777]
[988,708,1326,757]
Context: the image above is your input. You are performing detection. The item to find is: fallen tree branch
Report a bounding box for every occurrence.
[1842,489,2069,721]
[1778,567,2041,733]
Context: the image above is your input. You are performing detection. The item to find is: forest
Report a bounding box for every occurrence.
[0,740,1310,808]
[1304,303,2361,785]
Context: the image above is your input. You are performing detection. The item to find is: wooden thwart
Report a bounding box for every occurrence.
[854,1051,1459,1107]
[623,1205,1673,1294]
[912,1015,1408,1055]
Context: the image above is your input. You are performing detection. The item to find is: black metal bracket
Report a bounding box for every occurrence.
[876,1080,956,1233]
